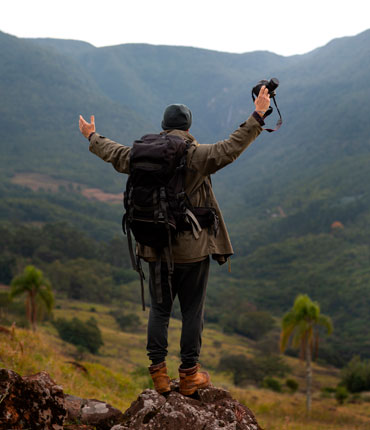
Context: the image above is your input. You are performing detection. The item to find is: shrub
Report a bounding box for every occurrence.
[324,386,336,393]
[220,310,275,341]
[236,311,275,340]
[335,386,349,404]
[286,378,299,393]
[263,377,282,392]
[254,354,291,378]
[110,310,141,331]
[340,356,370,392]
[218,353,290,387]
[321,386,336,398]
[255,329,280,355]
[53,316,103,354]
[218,354,254,386]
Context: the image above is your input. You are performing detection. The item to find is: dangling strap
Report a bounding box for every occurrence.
[203,177,219,237]
[125,217,138,272]
[163,247,174,305]
[137,256,146,311]
[155,250,163,304]
[123,215,146,311]
[263,96,283,133]
[163,203,174,304]
[165,210,174,306]
[154,249,174,306]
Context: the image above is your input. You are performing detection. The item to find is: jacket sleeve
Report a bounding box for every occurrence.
[89,133,131,174]
[187,114,263,175]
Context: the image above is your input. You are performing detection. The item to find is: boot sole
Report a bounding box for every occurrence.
[179,381,210,396]
[155,384,171,394]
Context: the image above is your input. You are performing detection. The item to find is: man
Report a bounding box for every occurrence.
[79,86,270,395]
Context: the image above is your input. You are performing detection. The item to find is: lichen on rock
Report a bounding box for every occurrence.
[0,368,66,430]
[116,381,262,430]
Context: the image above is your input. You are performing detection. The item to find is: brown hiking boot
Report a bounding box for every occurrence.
[149,362,171,394]
[178,363,211,396]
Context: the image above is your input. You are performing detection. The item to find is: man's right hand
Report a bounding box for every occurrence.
[254,86,271,117]
[79,115,96,139]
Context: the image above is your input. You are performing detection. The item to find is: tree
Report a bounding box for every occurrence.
[280,294,333,414]
[10,265,54,331]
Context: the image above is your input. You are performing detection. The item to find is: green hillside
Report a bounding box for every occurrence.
[0,31,153,189]
[1,301,370,430]
[1,29,370,366]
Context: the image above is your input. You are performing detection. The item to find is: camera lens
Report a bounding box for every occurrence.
[268,78,279,92]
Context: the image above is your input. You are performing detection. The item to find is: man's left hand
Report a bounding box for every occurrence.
[79,115,95,139]
[254,86,270,117]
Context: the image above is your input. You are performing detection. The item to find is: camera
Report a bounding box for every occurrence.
[251,77,282,132]
[252,78,279,99]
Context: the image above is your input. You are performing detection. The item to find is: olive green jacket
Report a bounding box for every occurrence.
[89,114,263,264]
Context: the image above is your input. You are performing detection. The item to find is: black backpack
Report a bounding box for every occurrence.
[122,133,218,309]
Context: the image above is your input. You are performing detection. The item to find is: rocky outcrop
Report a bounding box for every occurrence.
[0,369,66,430]
[0,369,262,430]
[0,369,124,430]
[64,394,124,430]
[114,381,262,430]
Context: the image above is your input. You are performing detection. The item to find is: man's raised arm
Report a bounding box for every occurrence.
[188,86,270,175]
[79,115,131,174]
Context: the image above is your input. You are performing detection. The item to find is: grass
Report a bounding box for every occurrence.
[232,387,370,430]
[1,298,370,429]
[0,326,138,411]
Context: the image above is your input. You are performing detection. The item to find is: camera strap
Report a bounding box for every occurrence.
[252,92,283,133]
[263,95,282,132]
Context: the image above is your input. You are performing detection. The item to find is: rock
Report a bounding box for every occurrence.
[63,425,95,430]
[64,394,124,430]
[116,381,262,430]
[0,368,66,430]
[0,368,262,430]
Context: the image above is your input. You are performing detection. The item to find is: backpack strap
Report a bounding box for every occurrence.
[173,142,190,204]
[153,186,175,305]
[123,214,146,311]
[203,177,219,237]
[184,208,202,239]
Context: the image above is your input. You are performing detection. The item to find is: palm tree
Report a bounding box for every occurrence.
[10,265,54,331]
[280,294,333,414]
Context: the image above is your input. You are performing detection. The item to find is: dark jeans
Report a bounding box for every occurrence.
[147,257,210,366]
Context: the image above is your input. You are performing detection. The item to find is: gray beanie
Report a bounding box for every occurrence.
[161,104,192,131]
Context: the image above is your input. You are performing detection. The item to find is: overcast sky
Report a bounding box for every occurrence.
[0,0,369,56]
